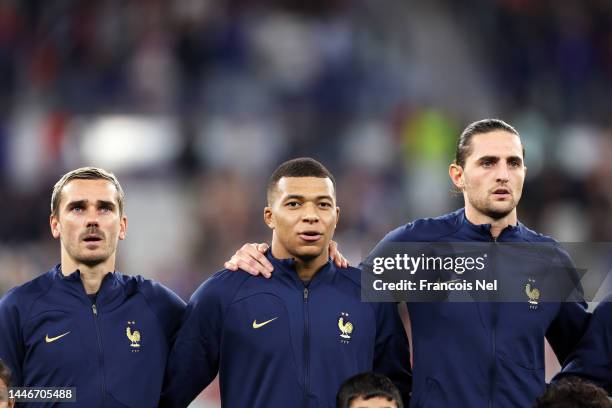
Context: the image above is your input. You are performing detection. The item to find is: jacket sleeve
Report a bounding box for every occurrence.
[159,273,229,408]
[372,302,412,405]
[545,247,590,364]
[0,290,25,386]
[554,296,612,393]
[142,280,187,346]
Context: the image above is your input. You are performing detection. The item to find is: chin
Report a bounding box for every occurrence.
[292,247,325,262]
[77,254,110,267]
[484,205,515,220]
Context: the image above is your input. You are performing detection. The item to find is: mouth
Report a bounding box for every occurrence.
[298,231,323,242]
[492,187,511,198]
[82,234,103,245]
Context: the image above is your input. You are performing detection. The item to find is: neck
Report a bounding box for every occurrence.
[60,252,115,295]
[464,205,517,238]
[271,239,329,282]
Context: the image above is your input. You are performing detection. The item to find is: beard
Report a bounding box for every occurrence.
[78,254,109,267]
[481,206,514,220]
[64,240,113,267]
[469,194,518,220]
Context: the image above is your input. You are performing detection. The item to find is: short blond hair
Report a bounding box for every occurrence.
[51,167,125,216]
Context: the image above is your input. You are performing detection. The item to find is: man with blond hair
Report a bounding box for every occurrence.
[0,167,185,408]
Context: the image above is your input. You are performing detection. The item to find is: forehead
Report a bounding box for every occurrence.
[275,177,335,198]
[468,130,523,160]
[60,179,119,205]
[349,396,396,408]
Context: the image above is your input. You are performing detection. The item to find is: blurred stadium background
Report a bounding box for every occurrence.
[1,0,612,406]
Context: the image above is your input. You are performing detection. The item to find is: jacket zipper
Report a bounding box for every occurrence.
[92,304,106,403]
[488,235,498,408]
[303,287,310,407]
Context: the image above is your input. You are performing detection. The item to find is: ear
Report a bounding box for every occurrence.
[334,206,340,230]
[119,215,128,240]
[449,163,464,190]
[50,214,61,239]
[264,207,274,230]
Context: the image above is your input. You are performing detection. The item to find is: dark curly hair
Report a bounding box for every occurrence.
[534,377,612,408]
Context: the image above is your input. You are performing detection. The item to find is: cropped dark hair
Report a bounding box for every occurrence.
[336,372,403,408]
[267,157,336,203]
[455,119,524,167]
[534,377,612,408]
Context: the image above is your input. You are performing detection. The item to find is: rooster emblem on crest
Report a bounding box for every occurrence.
[338,312,353,342]
[525,278,540,308]
[126,321,141,348]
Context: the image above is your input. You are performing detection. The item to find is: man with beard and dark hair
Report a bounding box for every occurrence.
[225,119,590,407]
[0,167,185,407]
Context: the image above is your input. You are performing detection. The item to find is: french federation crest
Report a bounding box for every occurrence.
[525,278,540,310]
[338,312,353,344]
[126,321,141,352]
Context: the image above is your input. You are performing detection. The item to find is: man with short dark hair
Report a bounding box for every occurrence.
[0,167,185,407]
[226,119,590,407]
[0,359,14,408]
[337,372,402,408]
[161,158,411,408]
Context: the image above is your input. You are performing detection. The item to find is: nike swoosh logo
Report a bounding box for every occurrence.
[252,317,278,329]
[45,331,71,343]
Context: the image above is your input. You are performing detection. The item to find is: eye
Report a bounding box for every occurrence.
[286,201,301,208]
[99,206,112,213]
[508,159,522,168]
[481,160,494,168]
[319,202,332,208]
[71,206,84,212]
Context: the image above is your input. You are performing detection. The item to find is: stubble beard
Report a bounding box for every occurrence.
[470,195,517,221]
[65,240,113,268]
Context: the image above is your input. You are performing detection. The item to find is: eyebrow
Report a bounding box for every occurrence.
[283,194,334,201]
[65,199,117,209]
[477,155,523,163]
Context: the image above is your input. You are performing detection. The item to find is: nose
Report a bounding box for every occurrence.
[85,208,100,228]
[496,164,510,183]
[301,203,319,224]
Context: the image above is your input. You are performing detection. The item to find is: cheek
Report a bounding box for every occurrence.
[323,213,338,228]
[463,174,481,190]
[273,215,293,232]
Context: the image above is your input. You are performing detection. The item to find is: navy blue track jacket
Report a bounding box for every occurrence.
[161,251,412,408]
[555,293,612,393]
[0,265,186,407]
[368,208,590,407]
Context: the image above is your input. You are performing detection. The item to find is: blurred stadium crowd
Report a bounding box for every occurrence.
[1,1,612,404]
